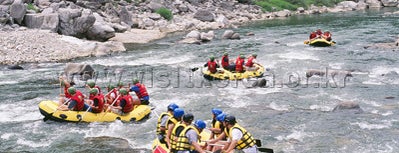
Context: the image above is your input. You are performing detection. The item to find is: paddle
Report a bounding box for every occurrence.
[43,99,70,122]
[191,67,199,72]
[99,95,121,121]
[255,139,274,153]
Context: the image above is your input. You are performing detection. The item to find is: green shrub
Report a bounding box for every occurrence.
[155,8,173,21]
[254,0,344,11]
[27,3,39,13]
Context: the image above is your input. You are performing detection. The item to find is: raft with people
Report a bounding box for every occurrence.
[304,38,335,47]
[202,63,265,80]
[152,129,211,153]
[39,100,151,122]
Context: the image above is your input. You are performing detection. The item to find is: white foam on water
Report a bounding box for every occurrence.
[1,133,14,140]
[269,102,290,111]
[16,138,51,148]
[309,104,332,112]
[93,53,197,67]
[278,51,319,61]
[351,121,391,130]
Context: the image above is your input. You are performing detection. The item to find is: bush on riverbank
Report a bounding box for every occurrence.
[254,0,346,11]
[156,8,173,21]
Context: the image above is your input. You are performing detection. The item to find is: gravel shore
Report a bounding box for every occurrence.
[0,27,165,65]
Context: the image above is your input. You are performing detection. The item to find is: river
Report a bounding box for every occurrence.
[1,8,399,153]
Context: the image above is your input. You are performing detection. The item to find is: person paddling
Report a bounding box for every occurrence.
[57,87,91,112]
[156,103,179,145]
[86,79,102,99]
[245,53,260,71]
[130,78,150,105]
[221,52,235,71]
[204,55,220,74]
[108,88,133,115]
[322,30,332,41]
[166,108,185,151]
[235,55,246,73]
[170,113,194,153]
[87,88,104,113]
[175,120,207,153]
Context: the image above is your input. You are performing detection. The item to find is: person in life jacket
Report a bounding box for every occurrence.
[170,113,194,153]
[235,55,246,73]
[175,120,207,153]
[109,88,133,115]
[245,54,260,71]
[309,31,317,41]
[204,56,220,74]
[57,87,91,112]
[86,79,102,100]
[166,108,185,151]
[58,76,74,106]
[220,115,257,153]
[156,103,179,144]
[130,78,150,105]
[315,29,323,38]
[105,85,118,105]
[206,109,223,151]
[88,88,104,113]
[322,31,332,41]
[221,52,235,71]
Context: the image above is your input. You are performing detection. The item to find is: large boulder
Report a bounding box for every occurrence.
[10,0,27,25]
[24,12,59,32]
[366,0,383,8]
[64,63,95,80]
[118,6,133,27]
[381,0,398,7]
[0,6,9,25]
[58,8,96,38]
[193,9,215,22]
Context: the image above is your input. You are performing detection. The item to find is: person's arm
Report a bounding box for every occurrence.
[224,128,243,153]
[159,116,168,132]
[166,123,175,149]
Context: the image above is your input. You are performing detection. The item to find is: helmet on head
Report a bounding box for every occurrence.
[90,88,98,95]
[240,55,245,59]
[173,108,185,118]
[107,85,115,91]
[183,113,194,123]
[224,115,236,125]
[252,53,257,57]
[194,120,206,129]
[117,82,124,87]
[216,113,226,122]
[87,80,95,88]
[67,87,76,95]
[211,108,223,116]
[133,78,139,84]
[119,88,128,95]
[223,52,228,56]
[210,56,215,61]
[167,103,179,111]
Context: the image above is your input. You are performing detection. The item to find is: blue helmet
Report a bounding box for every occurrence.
[167,103,179,111]
[194,120,206,129]
[173,108,185,118]
[216,113,226,122]
[211,108,223,116]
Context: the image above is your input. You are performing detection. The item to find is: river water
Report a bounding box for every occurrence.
[1,8,399,153]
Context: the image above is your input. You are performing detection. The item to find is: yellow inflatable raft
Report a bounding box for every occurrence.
[39,100,151,122]
[202,64,265,80]
[152,129,211,153]
[304,38,335,47]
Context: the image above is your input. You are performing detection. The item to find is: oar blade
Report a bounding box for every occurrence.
[258,147,274,153]
[191,67,199,72]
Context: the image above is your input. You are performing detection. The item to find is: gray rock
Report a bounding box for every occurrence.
[230,33,240,39]
[219,2,234,11]
[147,1,163,12]
[1,0,14,5]
[222,30,234,39]
[178,37,201,44]
[118,6,133,27]
[10,0,27,25]
[58,8,96,38]
[366,0,382,8]
[193,9,214,22]
[87,22,115,41]
[185,30,200,39]
[64,63,95,80]
[332,101,363,113]
[24,13,59,32]
[7,64,24,70]
[381,0,398,7]
[200,31,214,42]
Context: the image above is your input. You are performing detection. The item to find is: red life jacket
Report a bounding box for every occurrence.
[71,90,85,111]
[235,58,244,72]
[134,83,149,99]
[121,95,134,113]
[207,61,217,73]
[309,32,317,39]
[64,86,72,98]
[221,55,229,68]
[89,85,102,99]
[91,94,104,113]
[245,57,254,67]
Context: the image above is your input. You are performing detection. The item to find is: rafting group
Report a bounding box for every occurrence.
[202,52,265,80]
[38,76,153,122]
[154,104,262,153]
[304,29,335,47]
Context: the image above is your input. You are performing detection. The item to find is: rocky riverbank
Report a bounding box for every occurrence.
[0,0,398,65]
